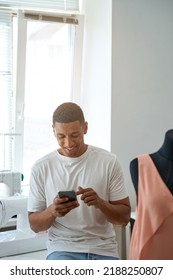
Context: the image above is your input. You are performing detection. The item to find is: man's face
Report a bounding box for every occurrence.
[53,120,88,157]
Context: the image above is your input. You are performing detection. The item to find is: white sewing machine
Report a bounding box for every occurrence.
[0,171,47,258]
[0,170,22,196]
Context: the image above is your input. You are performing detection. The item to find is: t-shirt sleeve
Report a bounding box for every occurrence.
[27,166,47,212]
[109,156,129,201]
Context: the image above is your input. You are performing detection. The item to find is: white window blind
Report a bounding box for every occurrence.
[0,9,15,170]
[0,0,79,12]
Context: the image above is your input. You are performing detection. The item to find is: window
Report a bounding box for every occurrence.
[23,19,77,184]
[0,8,83,187]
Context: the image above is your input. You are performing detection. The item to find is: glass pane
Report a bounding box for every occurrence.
[22,21,74,186]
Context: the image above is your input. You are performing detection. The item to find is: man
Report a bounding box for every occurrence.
[28,102,131,260]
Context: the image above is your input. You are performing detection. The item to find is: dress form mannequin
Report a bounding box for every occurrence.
[129,129,173,259]
[130,129,173,195]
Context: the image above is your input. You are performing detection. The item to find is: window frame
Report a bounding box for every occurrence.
[2,9,84,172]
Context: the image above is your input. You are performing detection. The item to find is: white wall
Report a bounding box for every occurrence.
[80,0,112,151]
[81,0,173,209]
[111,0,173,209]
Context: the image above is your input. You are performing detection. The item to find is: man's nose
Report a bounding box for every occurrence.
[64,137,73,147]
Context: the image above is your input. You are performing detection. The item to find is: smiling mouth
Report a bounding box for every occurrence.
[65,147,77,152]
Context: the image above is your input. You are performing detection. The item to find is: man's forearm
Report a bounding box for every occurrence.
[28,209,56,233]
[98,199,131,225]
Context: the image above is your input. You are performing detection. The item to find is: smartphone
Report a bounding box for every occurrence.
[58,190,77,201]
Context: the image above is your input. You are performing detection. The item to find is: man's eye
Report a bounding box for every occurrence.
[57,135,65,139]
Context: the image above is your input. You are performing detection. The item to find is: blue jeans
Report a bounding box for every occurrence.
[46,251,119,260]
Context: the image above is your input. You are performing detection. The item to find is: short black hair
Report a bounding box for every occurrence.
[52,102,85,124]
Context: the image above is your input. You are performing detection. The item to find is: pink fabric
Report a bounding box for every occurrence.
[129,154,173,259]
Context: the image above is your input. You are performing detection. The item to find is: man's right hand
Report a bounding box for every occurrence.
[28,195,79,233]
[47,195,79,218]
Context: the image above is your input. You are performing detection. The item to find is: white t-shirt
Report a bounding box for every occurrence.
[28,145,128,257]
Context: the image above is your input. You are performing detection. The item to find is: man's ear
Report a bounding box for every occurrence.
[52,125,55,134]
[84,122,88,134]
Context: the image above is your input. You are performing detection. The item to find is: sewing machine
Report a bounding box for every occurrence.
[0,171,47,258]
[0,170,22,196]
